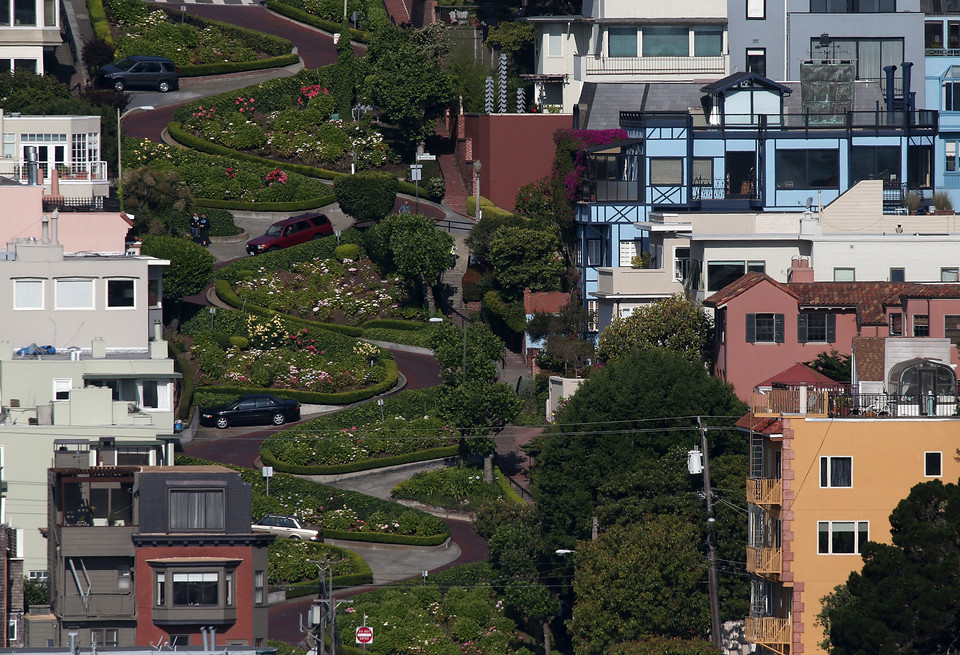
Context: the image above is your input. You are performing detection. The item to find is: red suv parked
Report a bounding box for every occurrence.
[246,213,333,255]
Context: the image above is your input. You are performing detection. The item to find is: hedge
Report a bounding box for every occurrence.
[264,0,371,43]
[167,9,294,55]
[214,279,364,337]
[216,229,364,283]
[493,467,525,505]
[178,54,300,78]
[195,194,336,212]
[87,0,112,44]
[362,319,429,331]
[167,123,443,203]
[169,339,195,422]
[467,196,515,221]
[322,529,450,546]
[196,358,397,406]
[260,445,459,475]
[279,546,373,598]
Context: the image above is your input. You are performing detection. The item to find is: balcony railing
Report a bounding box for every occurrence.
[751,388,831,417]
[41,196,120,212]
[8,161,108,182]
[745,616,791,653]
[581,54,726,76]
[746,546,782,577]
[747,478,782,506]
[692,178,760,200]
[753,387,960,419]
[60,592,135,619]
[621,110,938,133]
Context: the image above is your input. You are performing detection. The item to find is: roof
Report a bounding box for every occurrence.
[735,412,783,435]
[703,272,796,308]
[700,71,793,96]
[757,362,840,388]
[524,289,571,314]
[852,337,886,382]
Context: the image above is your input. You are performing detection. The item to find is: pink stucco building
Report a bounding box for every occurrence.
[705,271,960,400]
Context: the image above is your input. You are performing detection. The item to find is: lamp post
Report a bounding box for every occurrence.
[117,105,155,196]
[473,159,482,220]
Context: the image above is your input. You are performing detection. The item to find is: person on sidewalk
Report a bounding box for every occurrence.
[399,200,411,214]
[198,213,211,247]
[190,212,200,242]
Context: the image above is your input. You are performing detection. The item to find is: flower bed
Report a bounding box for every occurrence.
[177,456,450,544]
[268,539,372,593]
[127,139,333,205]
[391,465,505,512]
[261,387,459,474]
[104,0,292,67]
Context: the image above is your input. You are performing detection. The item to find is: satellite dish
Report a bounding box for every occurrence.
[805,197,814,209]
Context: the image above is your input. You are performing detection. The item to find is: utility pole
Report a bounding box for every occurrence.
[308,559,333,655]
[697,416,723,649]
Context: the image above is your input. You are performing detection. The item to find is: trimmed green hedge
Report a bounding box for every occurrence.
[179,54,300,78]
[195,194,336,212]
[169,339,194,422]
[87,0,113,43]
[260,445,458,475]
[493,467,525,505]
[280,546,373,598]
[216,229,364,282]
[214,279,364,337]
[197,358,397,406]
[323,529,449,546]
[167,122,442,203]
[467,196,515,220]
[361,318,429,332]
[265,0,371,43]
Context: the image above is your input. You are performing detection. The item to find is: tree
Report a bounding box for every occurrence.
[527,294,595,377]
[806,348,851,383]
[569,517,710,655]
[489,226,565,296]
[334,172,398,223]
[368,214,452,313]
[429,320,505,386]
[365,25,454,145]
[819,479,960,654]
[122,165,194,234]
[140,235,215,314]
[330,22,366,117]
[608,636,721,655]
[596,295,711,364]
[23,576,48,610]
[438,380,521,480]
[465,212,528,264]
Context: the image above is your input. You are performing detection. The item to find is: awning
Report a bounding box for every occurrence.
[83,372,182,380]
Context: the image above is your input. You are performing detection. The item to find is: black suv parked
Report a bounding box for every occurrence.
[98,56,179,93]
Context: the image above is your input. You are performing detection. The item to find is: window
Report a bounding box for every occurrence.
[820,456,852,487]
[53,379,71,401]
[850,146,900,186]
[13,0,36,25]
[798,313,836,342]
[7,614,16,642]
[674,247,691,281]
[928,21,945,49]
[642,26,689,57]
[586,239,602,266]
[948,141,959,173]
[56,278,94,309]
[925,451,943,477]
[692,158,713,186]
[889,312,903,336]
[169,489,224,530]
[890,268,905,282]
[908,144,933,189]
[914,314,930,337]
[608,27,637,57]
[694,27,723,57]
[156,572,166,606]
[746,48,766,76]
[43,0,54,26]
[942,267,959,282]
[588,300,598,332]
[28,570,47,580]
[547,25,562,57]
[90,629,118,648]
[14,279,43,309]
[810,0,895,11]
[707,260,765,292]
[226,570,234,607]
[834,268,855,281]
[141,380,169,410]
[254,571,265,605]
[172,572,218,606]
[107,279,135,308]
[776,149,840,189]
[747,0,765,18]
[746,313,785,343]
[650,158,683,185]
[118,562,131,590]
[946,315,960,346]
[818,521,869,554]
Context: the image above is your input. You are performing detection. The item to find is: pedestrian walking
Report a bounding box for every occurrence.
[198,213,211,247]
[399,200,411,214]
[190,212,200,242]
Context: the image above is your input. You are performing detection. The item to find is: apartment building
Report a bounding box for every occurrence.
[0,0,59,75]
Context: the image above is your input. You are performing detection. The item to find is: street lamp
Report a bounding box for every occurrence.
[117,105,155,196]
[473,159,482,220]
[555,549,575,555]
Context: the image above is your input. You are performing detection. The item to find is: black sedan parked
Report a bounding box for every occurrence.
[200,394,301,429]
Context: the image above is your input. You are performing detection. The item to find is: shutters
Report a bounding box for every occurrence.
[827,314,836,342]
[797,313,808,343]
[746,314,756,342]
[775,313,785,343]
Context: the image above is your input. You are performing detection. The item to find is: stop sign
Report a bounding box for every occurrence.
[355,626,373,645]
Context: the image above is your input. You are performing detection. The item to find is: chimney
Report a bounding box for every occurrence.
[24,146,38,186]
[51,208,59,244]
[788,257,815,283]
[41,214,49,242]
[901,61,913,113]
[883,65,897,113]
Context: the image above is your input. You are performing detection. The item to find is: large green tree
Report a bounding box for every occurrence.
[569,517,711,655]
[488,226,564,296]
[438,380,521,480]
[596,295,711,364]
[429,320,505,386]
[334,172,398,222]
[367,214,452,313]
[527,294,595,377]
[140,235,215,317]
[819,479,960,654]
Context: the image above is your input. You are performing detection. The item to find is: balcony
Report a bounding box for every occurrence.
[8,161,108,183]
[595,266,683,300]
[746,546,782,578]
[752,387,960,419]
[747,478,782,506]
[152,605,237,625]
[751,388,830,417]
[578,54,726,77]
[60,592,135,619]
[745,616,791,655]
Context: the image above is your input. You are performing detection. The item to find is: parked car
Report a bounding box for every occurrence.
[252,514,322,541]
[199,394,301,429]
[98,55,179,93]
[246,213,333,255]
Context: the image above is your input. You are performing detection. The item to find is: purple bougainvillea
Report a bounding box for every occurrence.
[554,128,629,201]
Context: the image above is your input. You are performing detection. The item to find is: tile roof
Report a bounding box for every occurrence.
[852,337,886,382]
[703,272,795,307]
[757,362,841,388]
[735,412,783,434]
[524,289,571,314]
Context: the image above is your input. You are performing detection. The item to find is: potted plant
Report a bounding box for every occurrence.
[933,191,954,214]
[904,191,921,214]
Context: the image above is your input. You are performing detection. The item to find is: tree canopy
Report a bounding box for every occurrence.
[489,226,565,296]
[366,214,452,312]
[527,294,595,377]
[596,295,711,364]
[140,235,215,305]
[819,479,960,654]
[429,320,505,386]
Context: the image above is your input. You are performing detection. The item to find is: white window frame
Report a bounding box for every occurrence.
[105,278,136,309]
[941,267,959,282]
[819,455,852,488]
[588,300,598,333]
[7,614,16,642]
[747,0,765,19]
[834,267,856,281]
[53,378,72,402]
[13,279,43,310]
[925,451,943,477]
[818,520,869,554]
[55,278,94,310]
[140,380,171,411]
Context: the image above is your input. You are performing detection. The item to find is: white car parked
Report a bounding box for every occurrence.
[251,514,322,541]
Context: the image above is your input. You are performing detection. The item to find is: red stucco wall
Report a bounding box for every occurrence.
[135,545,258,647]
[461,113,572,210]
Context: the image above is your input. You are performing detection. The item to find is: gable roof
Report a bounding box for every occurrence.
[704,272,796,308]
[700,71,793,96]
[852,337,885,382]
[757,362,841,388]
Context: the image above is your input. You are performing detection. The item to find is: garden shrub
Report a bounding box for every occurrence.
[173,207,241,238]
[467,195,514,221]
[216,230,363,282]
[168,338,194,421]
[87,0,113,43]
[196,340,227,380]
[264,0,372,43]
[392,465,505,511]
[334,243,360,261]
[81,36,115,76]
[229,336,249,349]
[482,290,526,350]
[334,172,399,222]
[361,319,427,331]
